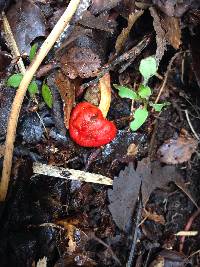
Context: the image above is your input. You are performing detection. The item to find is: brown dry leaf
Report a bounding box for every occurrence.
[108,158,181,231]
[127,143,138,157]
[115,10,144,54]
[7,0,46,54]
[149,7,167,63]
[153,0,200,17]
[157,135,198,164]
[36,257,47,267]
[149,249,188,267]
[90,0,121,14]
[57,219,78,253]
[161,15,181,49]
[55,71,76,129]
[84,85,100,106]
[98,73,111,118]
[79,11,116,33]
[143,210,165,225]
[60,46,101,79]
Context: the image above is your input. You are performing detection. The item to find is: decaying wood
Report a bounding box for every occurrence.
[33,162,113,186]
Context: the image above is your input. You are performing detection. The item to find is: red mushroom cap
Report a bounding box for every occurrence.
[69,102,117,147]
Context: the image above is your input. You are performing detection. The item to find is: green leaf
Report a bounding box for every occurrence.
[42,83,53,108]
[139,56,158,83]
[29,43,38,61]
[149,102,170,112]
[138,85,151,99]
[113,84,138,100]
[28,80,38,96]
[7,73,23,88]
[130,107,148,131]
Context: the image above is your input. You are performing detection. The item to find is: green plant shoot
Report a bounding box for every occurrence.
[114,55,170,131]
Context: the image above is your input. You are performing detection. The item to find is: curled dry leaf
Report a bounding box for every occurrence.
[6,0,46,54]
[115,10,144,54]
[55,71,76,129]
[161,15,181,49]
[149,7,167,63]
[108,158,181,231]
[98,73,111,118]
[157,135,198,164]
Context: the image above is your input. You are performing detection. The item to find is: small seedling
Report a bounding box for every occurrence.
[114,56,170,131]
[42,82,53,108]
[7,43,53,108]
[7,73,39,96]
[29,43,38,62]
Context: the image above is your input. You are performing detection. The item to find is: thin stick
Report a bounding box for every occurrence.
[3,13,48,137]
[33,162,113,186]
[0,0,81,201]
[2,12,26,74]
[155,51,182,104]
[185,110,200,141]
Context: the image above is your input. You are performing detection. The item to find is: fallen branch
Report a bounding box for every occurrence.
[33,162,113,186]
[0,0,81,201]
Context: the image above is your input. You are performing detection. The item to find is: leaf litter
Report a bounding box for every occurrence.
[108,157,182,231]
[1,0,200,265]
[157,134,198,164]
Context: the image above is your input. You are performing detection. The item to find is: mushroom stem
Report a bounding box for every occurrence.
[98,73,111,118]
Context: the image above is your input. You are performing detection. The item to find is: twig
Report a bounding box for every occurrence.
[155,51,183,104]
[90,233,121,266]
[80,35,152,90]
[33,162,113,186]
[185,110,200,141]
[2,12,26,74]
[0,0,81,202]
[3,14,48,137]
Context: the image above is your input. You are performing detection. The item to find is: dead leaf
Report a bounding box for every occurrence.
[157,135,198,164]
[161,15,181,49]
[115,10,144,54]
[149,249,188,267]
[7,0,46,54]
[84,84,100,106]
[143,209,165,225]
[127,143,138,157]
[60,44,101,79]
[57,219,79,253]
[108,158,182,231]
[36,257,47,267]
[153,0,200,17]
[55,71,76,129]
[149,7,167,63]
[90,0,121,14]
[79,11,116,33]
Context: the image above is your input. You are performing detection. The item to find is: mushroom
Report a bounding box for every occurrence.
[69,73,117,147]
